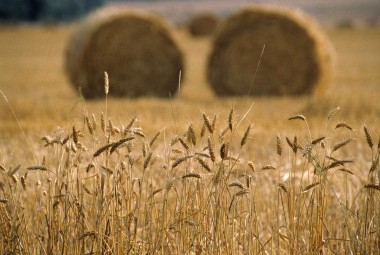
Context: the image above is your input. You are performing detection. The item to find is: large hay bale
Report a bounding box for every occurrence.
[207,6,334,96]
[188,12,220,37]
[65,7,184,99]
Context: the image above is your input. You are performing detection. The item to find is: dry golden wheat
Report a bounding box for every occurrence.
[363,125,373,148]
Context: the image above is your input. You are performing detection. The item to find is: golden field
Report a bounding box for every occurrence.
[0,25,379,140]
[0,21,379,254]
[0,24,379,134]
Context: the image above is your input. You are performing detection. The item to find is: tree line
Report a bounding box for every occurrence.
[0,0,106,22]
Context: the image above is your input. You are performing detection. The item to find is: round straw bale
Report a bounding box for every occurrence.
[65,7,184,99]
[188,12,220,37]
[207,6,334,96]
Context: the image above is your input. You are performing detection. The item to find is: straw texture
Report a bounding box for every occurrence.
[207,6,334,96]
[65,7,184,99]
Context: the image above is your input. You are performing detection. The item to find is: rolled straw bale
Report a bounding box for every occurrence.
[65,7,184,99]
[188,12,220,37]
[207,6,334,96]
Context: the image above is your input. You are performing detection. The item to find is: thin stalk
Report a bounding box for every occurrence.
[0,90,36,163]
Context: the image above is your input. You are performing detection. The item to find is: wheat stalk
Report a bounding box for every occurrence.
[144,152,152,169]
[202,112,213,133]
[182,173,201,179]
[0,90,36,163]
[104,72,109,138]
[335,122,353,131]
[228,108,234,131]
[196,157,212,172]
[332,138,352,153]
[186,123,196,146]
[276,135,282,156]
[172,155,193,169]
[150,131,161,147]
[208,137,215,162]
[327,106,341,120]
[100,112,105,132]
[262,165,276,170]
[85,114,94,135]
[363,126,373,149]
[312,136,326,145]
[93,143,114,158]
[229,181,244,189]
[27,166,48,171]
[288,114,306,121]
[178,137,189,151]
[240,125,251,148]
[220,142,229,160]
[247,161,255,172]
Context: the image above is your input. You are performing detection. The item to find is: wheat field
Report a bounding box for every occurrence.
[0,22,379,254]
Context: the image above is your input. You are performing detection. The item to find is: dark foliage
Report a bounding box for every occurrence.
[0,0,105,22]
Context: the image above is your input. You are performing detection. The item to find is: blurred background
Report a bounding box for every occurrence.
[0,0,379,138]
[1,0,380,27]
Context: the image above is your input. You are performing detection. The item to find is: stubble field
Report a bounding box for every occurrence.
[0,20,379,254]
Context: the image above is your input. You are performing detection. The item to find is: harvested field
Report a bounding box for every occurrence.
[0,12,379,254]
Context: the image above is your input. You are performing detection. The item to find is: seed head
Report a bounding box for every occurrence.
[276,135,282,156]
[335,122,353,131]
[327,107,340,120]
[220,142,229,160]
[182,173,201,179]
[104,71,109,95]
[165,178,175,191]
[187,123,196,146]
[332,139,352,153]
[208,137,215,162]
[0,90,8,103]
[202,112,213,134]
[240,124,251,148]
[85,114,94,135]
[200,123,206,138]
[312,136,326,145]
[288,115,306,121]
[196,157,211,172]
[228,108,234,131]
[100,112,105,132]
[363,126,373,149]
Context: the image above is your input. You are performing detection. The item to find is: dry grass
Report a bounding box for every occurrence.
[0,23,379,254]
[0,102,378,254]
